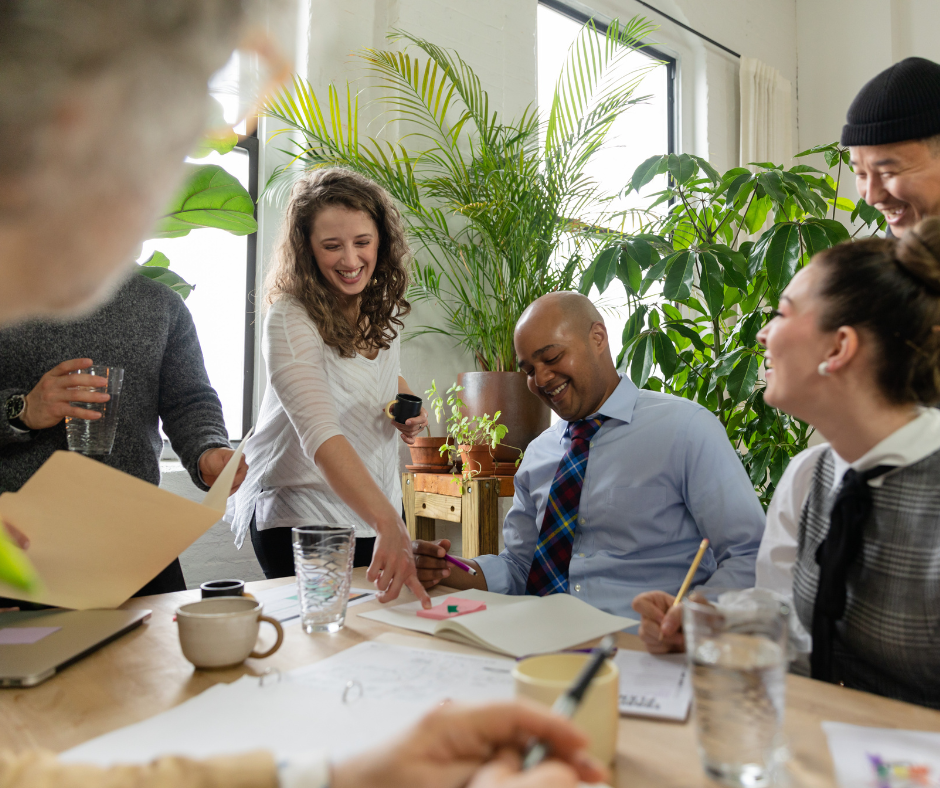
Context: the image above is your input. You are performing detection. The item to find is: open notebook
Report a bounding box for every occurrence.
[359,589,637,658]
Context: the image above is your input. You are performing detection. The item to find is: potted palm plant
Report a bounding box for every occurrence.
[263,17,658,452]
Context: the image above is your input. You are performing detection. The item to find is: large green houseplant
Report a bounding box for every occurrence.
[261,18,660,457]
[579,142,885,505]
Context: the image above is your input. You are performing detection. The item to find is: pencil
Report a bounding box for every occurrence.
[672,538,709,607]
[445,553,477,576]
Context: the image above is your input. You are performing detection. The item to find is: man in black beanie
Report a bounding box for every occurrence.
[843,57,940,238]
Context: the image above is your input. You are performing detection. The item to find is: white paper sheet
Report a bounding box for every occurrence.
[254,583,377,627]
[63,642,514,767]
[823,721,940,788]
[614,650,692,721]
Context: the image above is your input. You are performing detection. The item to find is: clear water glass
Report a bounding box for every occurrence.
[684,588,790,787]
[65,366,124,455]
[291,524,355,634]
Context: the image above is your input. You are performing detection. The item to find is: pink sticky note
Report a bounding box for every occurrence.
[417,596,487,620]
[0,626,60,645]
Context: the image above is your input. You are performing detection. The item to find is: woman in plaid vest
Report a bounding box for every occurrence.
[634,217,940,709]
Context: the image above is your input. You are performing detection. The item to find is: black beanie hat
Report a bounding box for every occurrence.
[841,56,940,146]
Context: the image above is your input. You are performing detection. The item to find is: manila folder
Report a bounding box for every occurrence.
[0,449,238,609]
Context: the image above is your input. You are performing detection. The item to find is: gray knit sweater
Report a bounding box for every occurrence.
[0,275,230,493]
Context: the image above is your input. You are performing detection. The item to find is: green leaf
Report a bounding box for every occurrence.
[816,218,851,245]
[723,173,753,206]
[766,223,801,294]
[727,354,761,403]
[669,321,707,351]
[690,155,721,184]
[714,348,746,377]
[621,305,648,351]
[630,334,655,388]
[630,155,666,193]
[710,245,748,291]
[800,222,831,261]
[747,446,772,484]
[626,238,658,270]
[769,450,790,486]
[619,247,643,294]
[640,255,669,295]
[795,142,839,158]
[578,256,599,295]
[154,164,257,239]
[699,251,725,316]
[653,330,678,378]
[142,251,170,268]
[747,227,776,278]
[663,251,695,301]
[744,195,772,234]
[852,198,884,227]
[592,246,620,294]
[137,264,194,299]
[828,196,855,212]
[667,153,697,186]
[824,149,840,168]
[738,311,765,347]
[758,171,787,206]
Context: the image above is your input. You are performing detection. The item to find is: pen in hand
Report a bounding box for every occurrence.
[444,553,477,576]
[521,635,617,770]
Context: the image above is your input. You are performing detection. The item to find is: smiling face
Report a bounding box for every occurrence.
[309,205,379,302]
[851,140,940,237]
[514,295,620,422]
[757,264,838,420]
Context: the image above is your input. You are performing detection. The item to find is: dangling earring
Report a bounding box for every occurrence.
[817,361,831,376]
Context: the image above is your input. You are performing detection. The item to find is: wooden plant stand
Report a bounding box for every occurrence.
[401,472,515,559]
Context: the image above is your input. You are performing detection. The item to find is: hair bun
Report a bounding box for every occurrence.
[895,217,940,296]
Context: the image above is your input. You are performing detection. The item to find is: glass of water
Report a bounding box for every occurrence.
[65,365,124,455]
[291,524,355,634]
[684,588,790,788]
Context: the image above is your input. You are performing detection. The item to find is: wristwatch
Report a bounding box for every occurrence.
[5,394,30,431]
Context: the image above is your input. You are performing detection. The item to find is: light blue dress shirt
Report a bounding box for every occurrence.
[475,375,766,618]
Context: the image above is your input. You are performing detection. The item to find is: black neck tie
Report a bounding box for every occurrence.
[811,464,893,682]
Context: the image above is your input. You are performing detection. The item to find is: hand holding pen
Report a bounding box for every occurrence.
[412,538,485,592]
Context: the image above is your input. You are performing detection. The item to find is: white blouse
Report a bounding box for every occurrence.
[231,297,402,547]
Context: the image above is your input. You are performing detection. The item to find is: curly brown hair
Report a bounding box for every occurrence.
[266,168,411,357]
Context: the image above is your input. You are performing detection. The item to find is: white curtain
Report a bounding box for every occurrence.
[740,57,792,169]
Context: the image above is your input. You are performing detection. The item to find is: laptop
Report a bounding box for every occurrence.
[0,608,151,687]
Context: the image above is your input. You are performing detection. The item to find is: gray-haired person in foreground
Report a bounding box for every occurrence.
[0,3,607,787]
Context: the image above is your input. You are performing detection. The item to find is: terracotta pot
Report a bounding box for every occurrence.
[457,371,551,463]
[459,444,496,478]
[407,436,452,468]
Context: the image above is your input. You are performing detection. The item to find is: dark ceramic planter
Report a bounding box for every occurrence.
[457,371,551,462]
[459,444,496,477]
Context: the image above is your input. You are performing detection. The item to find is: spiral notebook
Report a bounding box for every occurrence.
[358,589,637,657]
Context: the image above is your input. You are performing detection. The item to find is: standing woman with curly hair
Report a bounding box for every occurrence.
[232,168,431,608]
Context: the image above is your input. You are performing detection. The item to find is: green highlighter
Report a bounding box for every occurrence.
[0,520,40,592]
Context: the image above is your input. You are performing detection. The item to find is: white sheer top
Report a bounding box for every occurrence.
[231,297,402,547]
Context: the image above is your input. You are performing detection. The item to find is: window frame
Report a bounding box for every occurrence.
[537,0,676,161]
[235,129,259,441]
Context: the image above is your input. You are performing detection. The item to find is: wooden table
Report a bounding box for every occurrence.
[2,570,939,787]
[402,472,515,558]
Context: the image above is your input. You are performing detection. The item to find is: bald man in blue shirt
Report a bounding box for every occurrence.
[413,292,765,618]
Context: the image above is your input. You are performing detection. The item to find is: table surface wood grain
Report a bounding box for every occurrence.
[1,568,938,787]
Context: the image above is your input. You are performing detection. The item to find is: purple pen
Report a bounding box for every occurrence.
[445,554,478,575]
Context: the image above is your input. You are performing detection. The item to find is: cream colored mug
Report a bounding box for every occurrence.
[176,597,284,669]
[512,653,620,764]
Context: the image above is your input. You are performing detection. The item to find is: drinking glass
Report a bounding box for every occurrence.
[65,365,124,455]
[291,524,355,634]
[684,588,790,787]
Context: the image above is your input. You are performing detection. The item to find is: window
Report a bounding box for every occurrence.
[537,1,674,362]
[141,55,258,442]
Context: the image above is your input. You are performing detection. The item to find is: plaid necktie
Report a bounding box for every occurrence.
[525,416,608,596]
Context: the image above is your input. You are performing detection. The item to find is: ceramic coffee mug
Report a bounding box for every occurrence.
[200,579,246,598]
[384,393,422,424]
[176,597,283,669]
[512,653,620,764]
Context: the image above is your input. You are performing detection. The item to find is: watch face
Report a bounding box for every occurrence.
[6,395,25,421]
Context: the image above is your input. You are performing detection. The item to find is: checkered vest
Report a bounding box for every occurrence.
[792,448,940,708]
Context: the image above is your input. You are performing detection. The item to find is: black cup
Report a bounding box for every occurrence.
[200,579,246,598]
[384,393,422,424]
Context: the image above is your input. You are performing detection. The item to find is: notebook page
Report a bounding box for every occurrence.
[358,588,527,636]
[437,593,637,657]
